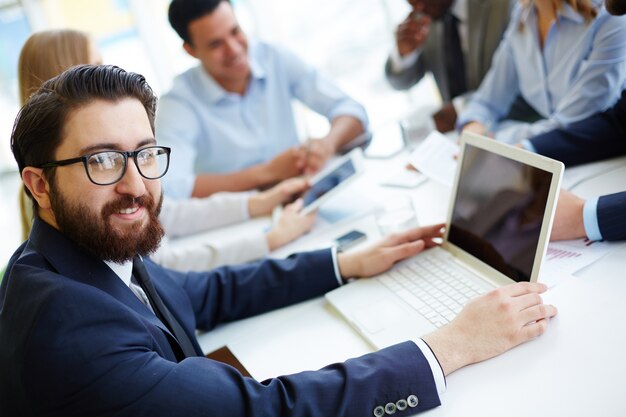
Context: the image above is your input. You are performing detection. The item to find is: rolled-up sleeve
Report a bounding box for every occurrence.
[279,46,369,130]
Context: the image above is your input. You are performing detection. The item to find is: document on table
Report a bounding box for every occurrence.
[540,238,614,283]
[408,131,458,187]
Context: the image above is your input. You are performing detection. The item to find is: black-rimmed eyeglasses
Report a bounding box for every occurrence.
[37,146,171,186]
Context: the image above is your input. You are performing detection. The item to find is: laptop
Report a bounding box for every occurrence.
[325,132,564,349]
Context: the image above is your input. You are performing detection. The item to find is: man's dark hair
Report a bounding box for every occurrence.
[606,0,626,16]
[11,64,157,205]
[168,0,229,44]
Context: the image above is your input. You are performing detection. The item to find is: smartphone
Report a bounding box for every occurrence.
[334,230,367,252]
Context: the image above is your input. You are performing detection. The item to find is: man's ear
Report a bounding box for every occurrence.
[21,167,52,211]
[183,42,198,59]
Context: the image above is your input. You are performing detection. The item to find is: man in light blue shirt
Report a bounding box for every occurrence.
[158,0,368,198]
[458,0,626,144]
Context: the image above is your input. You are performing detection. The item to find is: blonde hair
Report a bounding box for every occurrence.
[18,29,91,105]
[519,0,597,29]
[17,29,92,240]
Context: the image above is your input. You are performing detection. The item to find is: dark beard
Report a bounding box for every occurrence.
[50,186,164,263]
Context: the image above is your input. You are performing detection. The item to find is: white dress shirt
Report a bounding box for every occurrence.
[151,193,270,272]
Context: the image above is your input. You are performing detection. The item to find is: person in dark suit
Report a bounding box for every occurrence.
[530,0,626,242]
[534,90,626,242]
[385,0,513,132]
[0,64,556,416]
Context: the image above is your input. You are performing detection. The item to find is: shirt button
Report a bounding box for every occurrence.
[373,405,385,417]
[407,394,419,407]
[396,398,408,411]
[385,402,397,414]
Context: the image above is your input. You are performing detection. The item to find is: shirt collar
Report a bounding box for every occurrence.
[104,259,133,287]
[196,41,267,104]
[522,1,590,27]
[557,1,587,24]
[450,0,467,23]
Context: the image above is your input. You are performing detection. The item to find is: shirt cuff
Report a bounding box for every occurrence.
[583,196,603,241]
[330,245,344,286]
[413,338,446,395]
[242,191,255,220]
[521,139,537,153]
[389,46,420,74]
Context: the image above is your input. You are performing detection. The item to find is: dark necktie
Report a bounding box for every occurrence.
[132,256,199,360]
[443,13,467,100]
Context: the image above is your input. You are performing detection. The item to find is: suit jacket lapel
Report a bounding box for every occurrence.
[28,219,177,339]
[467,0,489,90]
[425,20,450,101]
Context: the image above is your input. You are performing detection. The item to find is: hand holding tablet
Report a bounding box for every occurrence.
[300,148,365,215]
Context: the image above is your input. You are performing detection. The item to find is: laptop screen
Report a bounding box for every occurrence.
[447,143,553,282]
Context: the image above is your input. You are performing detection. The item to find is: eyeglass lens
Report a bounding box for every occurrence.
[86,148,168,185]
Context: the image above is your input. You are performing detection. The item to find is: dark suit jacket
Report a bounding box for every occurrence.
[0,219,441,416]
[385,0,512,101]
[530,90,626,241]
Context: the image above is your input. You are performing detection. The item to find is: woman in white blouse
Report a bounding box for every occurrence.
[154,179,315,271]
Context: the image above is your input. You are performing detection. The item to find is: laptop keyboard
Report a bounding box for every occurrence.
[378,252,489,328]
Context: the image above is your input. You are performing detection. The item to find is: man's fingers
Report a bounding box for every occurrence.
[501,281,548,298]
[422,237,441,249]
[388,239,426,263]
[520,303,558,326]
[282,177,308,194]
[396,223,445,243]
[509,292,544,312]
[284,198,304,213]
[518,317,552,342]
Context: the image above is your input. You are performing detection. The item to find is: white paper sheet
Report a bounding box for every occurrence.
[407,131,459,187]
[540,238,614,283]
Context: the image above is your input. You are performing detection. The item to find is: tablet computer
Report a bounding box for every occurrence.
[301,148,365,215]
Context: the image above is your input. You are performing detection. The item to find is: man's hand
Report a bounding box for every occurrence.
[432,102,457,133]
[551,189,587,241]
[337,224,445,279]
[461,121,488,136]
[423,282,557,376]
[265,199,316,251]
[248,178,309,217]
[296,138,335,176]
[262,147,304,184]
[396,10,431,56]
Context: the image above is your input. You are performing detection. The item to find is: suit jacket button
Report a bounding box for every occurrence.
[385,402,397,414]
[396,398,408,411]
[373,405,385,417]
[407,394,419,407]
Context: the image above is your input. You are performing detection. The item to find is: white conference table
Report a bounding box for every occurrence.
[189,149,626,417]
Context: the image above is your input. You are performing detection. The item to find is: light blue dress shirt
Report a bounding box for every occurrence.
[457,1,626,144]
[156,40,368,198]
